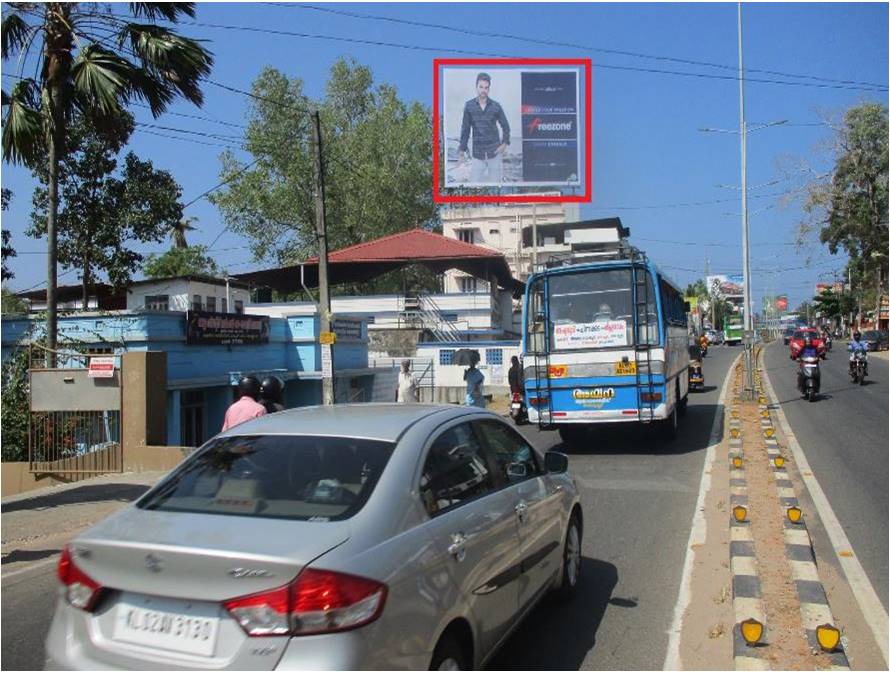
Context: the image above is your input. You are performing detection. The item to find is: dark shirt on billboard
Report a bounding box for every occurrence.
[459,98,510,160]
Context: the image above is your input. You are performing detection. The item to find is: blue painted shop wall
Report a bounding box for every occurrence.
[2,311,367,446]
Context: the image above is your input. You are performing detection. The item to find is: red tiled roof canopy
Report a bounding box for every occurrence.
[235,228,523,295]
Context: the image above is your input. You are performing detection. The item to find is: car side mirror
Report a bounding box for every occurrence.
[545,451,568,474]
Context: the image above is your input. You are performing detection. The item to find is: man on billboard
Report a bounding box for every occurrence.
[458,72,511,184]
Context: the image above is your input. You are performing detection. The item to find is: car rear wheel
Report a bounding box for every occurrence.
[430,634,468,671]
[556,513,582,600]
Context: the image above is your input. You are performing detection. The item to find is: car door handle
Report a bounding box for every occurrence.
[448,533,467,562]
[515,501,528,521]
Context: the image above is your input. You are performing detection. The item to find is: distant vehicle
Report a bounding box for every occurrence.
[45,404,583,670]
[782,327,796,345]
[860,329,888,352]
[724,322,743,346]
[789,328,826,360]
[688,345,705,391]
[706,329,724,345]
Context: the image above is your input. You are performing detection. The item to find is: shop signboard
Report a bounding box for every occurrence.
[186,311,270,346]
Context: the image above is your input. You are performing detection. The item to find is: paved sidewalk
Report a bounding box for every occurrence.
[1,471,168,576]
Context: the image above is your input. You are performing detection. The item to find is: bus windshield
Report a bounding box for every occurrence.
[526,267,657,352]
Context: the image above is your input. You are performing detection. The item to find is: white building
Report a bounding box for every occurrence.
[126,276,252,314]
[441,195,581,291]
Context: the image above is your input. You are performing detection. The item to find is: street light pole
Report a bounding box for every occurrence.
[738,2,755,399]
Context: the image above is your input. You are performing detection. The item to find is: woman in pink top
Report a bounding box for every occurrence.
[221,376,267,431]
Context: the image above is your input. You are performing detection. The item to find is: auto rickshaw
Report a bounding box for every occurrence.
[688,344,705,391]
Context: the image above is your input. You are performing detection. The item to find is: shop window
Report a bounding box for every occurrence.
[486,348,503,365]
[439,349,455,365]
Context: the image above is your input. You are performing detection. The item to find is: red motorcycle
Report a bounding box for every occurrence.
[510,391,528,424]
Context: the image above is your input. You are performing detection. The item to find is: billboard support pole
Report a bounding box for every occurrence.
[738,2,754,400]
[311,110,335,406]
[532,203,538,269]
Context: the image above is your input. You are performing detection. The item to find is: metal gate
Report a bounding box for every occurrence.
[28,348,123,475]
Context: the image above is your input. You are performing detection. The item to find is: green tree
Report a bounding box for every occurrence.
[210,59,437,292]
[1,288,28,314]
[143,245,220,279]
[802,103,888,322]
[2,2,213,357]
[812,288,855,324]
[29,111,184,308]
[170,216,197,249]
[1,188,15,281]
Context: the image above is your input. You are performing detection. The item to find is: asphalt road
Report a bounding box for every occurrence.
[762,341,889,610]
[1,349,737,671]
[489,345,737,670]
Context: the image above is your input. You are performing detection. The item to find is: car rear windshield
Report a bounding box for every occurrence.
[137,435,396,521]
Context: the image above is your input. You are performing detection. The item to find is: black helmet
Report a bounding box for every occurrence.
[260,375,283,402]
[803,334,813,347]
[853,330,861,340]
[237,375,261,400]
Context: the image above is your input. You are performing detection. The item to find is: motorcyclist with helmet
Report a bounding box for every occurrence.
[797,334,821,399]
[848,330,869,376]
[221,375,267,431]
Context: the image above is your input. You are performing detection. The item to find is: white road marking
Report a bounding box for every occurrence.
[734,596,765,623]
[760,352,889,666]
[735,655,770,670]
[800,601,835,629]
[663,352,741,670]
[732,526,754,542]
[789,559,820,582]
[732,555,758,577]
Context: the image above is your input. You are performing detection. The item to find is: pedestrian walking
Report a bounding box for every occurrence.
[221,375,266,431]
[260,375,285,414]
[464,358,486,408]
[396,360,420,403]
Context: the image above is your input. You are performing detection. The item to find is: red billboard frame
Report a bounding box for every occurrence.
[433,57,592,204]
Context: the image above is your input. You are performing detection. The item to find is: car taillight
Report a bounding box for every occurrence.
[224,569,387,637]
[529,395,548,408]
[512,392,522,402]
[641,392,662,402]
[57,546,103,611]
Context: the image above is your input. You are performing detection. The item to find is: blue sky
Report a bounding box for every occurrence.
[2,2,887,309]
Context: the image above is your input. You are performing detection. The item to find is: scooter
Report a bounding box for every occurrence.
[510,391,528,424]
[797,354,821,402]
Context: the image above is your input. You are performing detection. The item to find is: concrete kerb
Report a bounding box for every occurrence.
[754,354,853,670]
[759,347,889,667]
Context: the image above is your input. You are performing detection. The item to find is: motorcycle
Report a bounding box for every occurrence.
[850,351,868,385]
[510,391,528,424]
[822,332,832,352]
[699,341,708,358]
[797,354,821,402]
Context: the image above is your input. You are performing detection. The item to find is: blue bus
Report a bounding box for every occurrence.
[521,245,689,444]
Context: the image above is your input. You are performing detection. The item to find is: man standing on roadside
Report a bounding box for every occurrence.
[222,375,266,431]
[459,72,510,184]
[396,360,420,403]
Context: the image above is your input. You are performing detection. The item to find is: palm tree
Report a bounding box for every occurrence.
[2,3,213,362]
[171,217,197,249]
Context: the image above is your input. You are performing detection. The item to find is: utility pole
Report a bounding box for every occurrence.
[531,203,538,269]
[311,110,335,406]
[738,2,755,399]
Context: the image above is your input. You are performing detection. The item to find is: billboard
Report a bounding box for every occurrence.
[776,295,788,312]
[433,58,591,204]
[815,282,844,296]
[186,311,270,346]
[706,274,744,299]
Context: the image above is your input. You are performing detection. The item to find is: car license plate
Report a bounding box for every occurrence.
[615,361,636,376]
[511,403,522,410]
[113,593,220,657]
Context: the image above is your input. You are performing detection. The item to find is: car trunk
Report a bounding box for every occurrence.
[63,507,349,669]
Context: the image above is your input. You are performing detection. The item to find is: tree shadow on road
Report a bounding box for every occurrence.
[2,484,150,514]
[487,557,618,670]
[1,548,59,565]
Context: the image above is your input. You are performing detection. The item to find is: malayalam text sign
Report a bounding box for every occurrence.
[88,356,115,378]
[553,320,628,350]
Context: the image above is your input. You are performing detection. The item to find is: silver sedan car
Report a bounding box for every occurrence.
[46,404,582,670]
